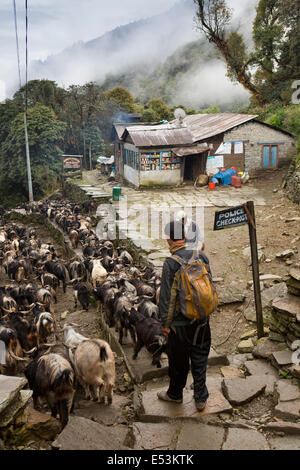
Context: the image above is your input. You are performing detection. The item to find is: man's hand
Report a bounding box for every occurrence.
[162,327,170,338]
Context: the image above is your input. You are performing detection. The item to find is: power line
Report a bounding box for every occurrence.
[25,0,28,111]
[12,0,22,89]
[12,0,33,202]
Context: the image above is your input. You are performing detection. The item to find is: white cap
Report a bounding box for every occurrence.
[175,210,186,221]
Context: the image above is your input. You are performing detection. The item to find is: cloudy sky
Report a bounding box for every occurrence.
[0,0,179,100]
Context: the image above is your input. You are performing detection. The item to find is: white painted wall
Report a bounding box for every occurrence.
[124,165,140,187]
[140,169,181,186]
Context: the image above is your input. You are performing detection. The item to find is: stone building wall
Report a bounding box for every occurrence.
[224,122,296,174]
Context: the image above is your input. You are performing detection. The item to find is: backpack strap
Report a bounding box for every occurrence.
[170,254,187,267]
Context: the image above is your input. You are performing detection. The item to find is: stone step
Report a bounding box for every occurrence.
[274,400,300,422]
[0,390,32,429]
[222,428,269,450]
[51,416,130,450]
[73,394,129,426]
[268,435,300,450]
[176,422,225,450]
[262,421,300,435]
[135,386,232,423]
[222,376,267,406]
[0,376,28,416]
[252,339,287,360]
[274,380,300,404]
[217,289,246,306]
[271,350,293,370]
[272,295,300,318]
[107,325,169,383]
[131,422,181,450]
[208,348,229,366]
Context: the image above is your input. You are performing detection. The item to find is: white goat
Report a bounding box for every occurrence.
[74,339,115,404]
[91,259,107,287]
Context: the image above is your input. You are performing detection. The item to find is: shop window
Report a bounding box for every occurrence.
[140,151,180,171]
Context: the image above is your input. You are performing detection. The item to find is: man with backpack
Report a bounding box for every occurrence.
[157,220,218,411]
[175,210,205,251]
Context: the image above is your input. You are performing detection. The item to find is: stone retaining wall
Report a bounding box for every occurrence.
[285,158,300,205]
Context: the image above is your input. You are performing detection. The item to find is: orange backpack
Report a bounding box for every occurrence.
[171,254,218,322]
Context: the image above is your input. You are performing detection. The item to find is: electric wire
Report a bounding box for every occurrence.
[25,0,28,111]
[12,0,22,89]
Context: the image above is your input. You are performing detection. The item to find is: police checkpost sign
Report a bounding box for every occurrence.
[214,205,248,230]
[214,201,264,339]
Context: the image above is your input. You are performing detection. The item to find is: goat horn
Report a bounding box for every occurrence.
[24,347,37,355]
[9,351,29,362]
[2,307,16,314]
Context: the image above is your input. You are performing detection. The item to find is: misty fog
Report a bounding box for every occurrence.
[3,0,259,109]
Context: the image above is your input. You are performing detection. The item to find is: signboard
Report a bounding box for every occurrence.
[234,141,244,154]
[206,155,224,172]
[63,156,82,169]
[214,205,248,231]
[213,201,265,340]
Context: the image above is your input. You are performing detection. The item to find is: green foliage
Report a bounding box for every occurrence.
[194,0,300,105]
[282,107,300,137]
[226,32,249,82]
[13,79,66,115]
[102,86,135,113]
[142,97,173,122]
[199,104,221,114]
[0,104,66,204]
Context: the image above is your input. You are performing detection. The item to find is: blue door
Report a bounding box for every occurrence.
[262,145,278,168]
[271,145,278,167]
[263,146,270,167]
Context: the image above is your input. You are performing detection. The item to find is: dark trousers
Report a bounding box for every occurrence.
[166,321,211,402]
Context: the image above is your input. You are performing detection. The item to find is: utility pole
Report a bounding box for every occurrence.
[89,141,92,170]
[24,112,33,202]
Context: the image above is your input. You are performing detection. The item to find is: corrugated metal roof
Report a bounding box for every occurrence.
[123,125,194,147]
[171,113,258,142]
[114,124,127,139]
[172,146,208,157]
[113,122,162,140]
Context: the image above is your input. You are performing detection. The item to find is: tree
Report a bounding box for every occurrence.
[84,119,105,168]
[102,86,135,113]
[13,79,66,116]
[64,82,103,166]
[142,97,173,122]
[0,104,66,203]
[193,0,300,105]
[199,104,221,114]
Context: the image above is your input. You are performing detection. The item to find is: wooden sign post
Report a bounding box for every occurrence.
[214,201,264,339]
[61,155,83,192]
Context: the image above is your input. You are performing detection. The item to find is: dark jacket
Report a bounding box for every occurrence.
[158,247,210,328]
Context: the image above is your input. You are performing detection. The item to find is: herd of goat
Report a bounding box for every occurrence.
[0,198,165,430]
